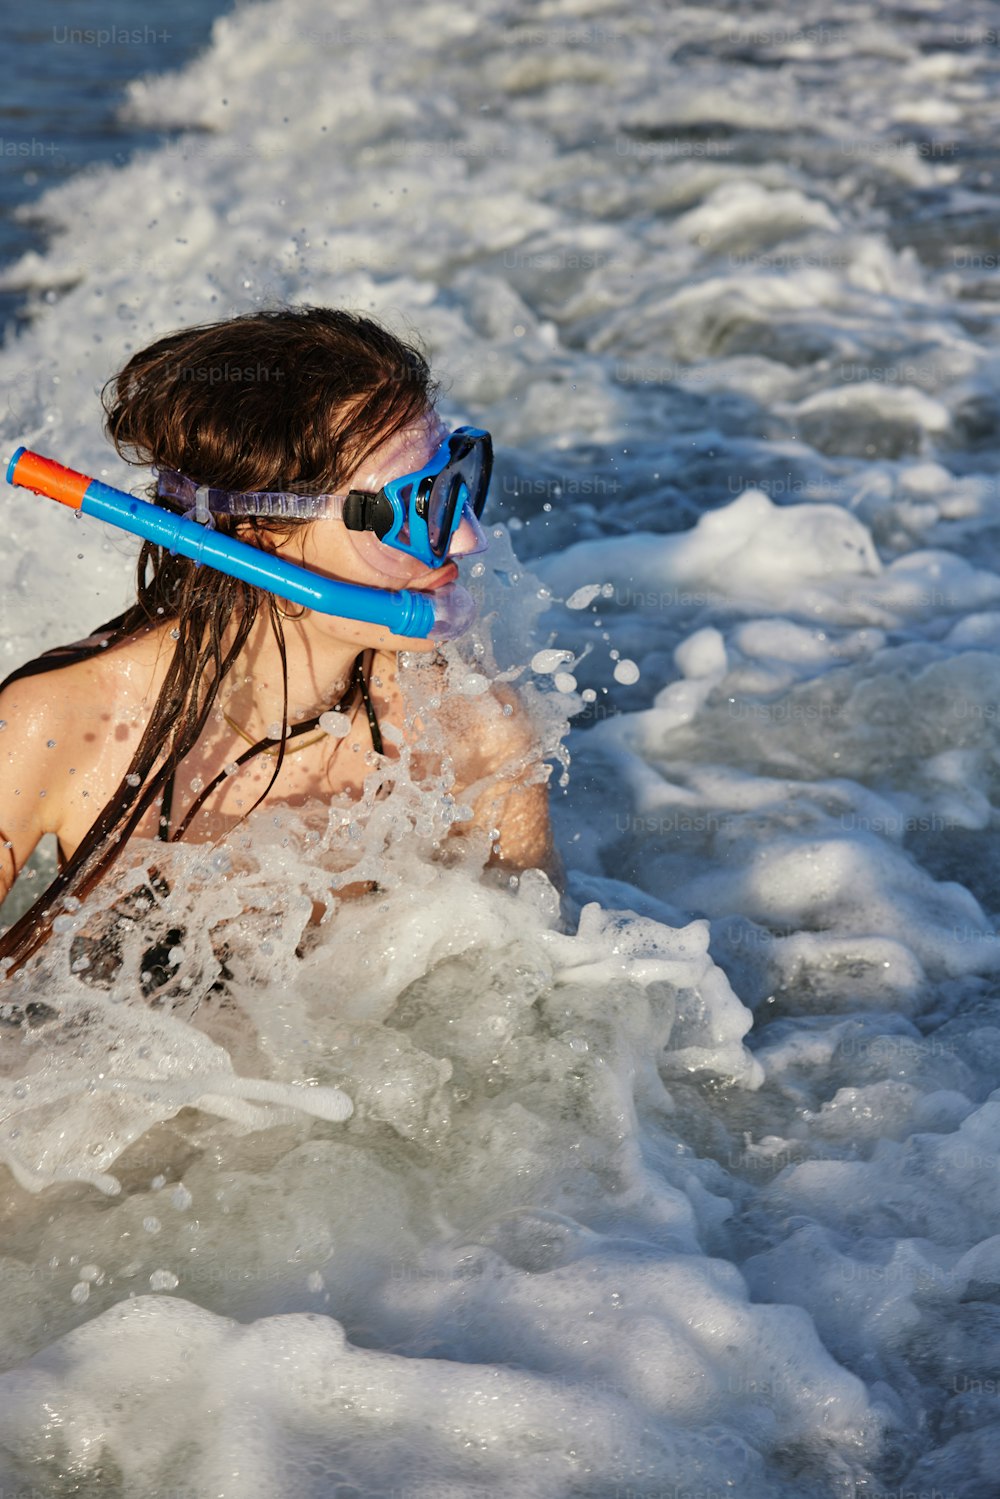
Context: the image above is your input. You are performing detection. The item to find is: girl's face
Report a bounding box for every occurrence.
[279,408,481,653]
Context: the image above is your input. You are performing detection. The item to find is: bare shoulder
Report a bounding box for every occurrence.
[433,670,557,879]
[0,664,87,891]
[454,680,542,780]
[1,629,164,737]
[363,651,558,882]
[389,652,542,782]
[0,661,92,787]
[0,629,168,888]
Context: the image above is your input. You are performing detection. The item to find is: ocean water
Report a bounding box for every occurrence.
[2,1,1000,1496]
[0,0,236,333]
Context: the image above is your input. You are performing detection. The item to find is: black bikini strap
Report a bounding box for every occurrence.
[357,656,383,756]
[0,611,134,694]
[168,713,326,842]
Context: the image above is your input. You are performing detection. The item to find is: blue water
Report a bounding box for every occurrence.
[0,0,235,335]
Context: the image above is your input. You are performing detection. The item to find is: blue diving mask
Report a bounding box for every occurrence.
[154,426,493,571]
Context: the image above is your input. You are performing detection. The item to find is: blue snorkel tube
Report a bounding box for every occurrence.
[6,448,477,640]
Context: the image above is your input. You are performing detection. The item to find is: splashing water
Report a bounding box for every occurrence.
[3,0,1000,1493]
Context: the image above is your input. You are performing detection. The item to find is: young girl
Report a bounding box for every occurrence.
[0,307,555,978]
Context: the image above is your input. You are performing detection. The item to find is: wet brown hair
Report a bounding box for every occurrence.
[0,306,436,974]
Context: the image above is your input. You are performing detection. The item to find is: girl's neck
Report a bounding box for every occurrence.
[219,611,372,735]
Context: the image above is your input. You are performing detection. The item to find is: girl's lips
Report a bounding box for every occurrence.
[411,561,458,592]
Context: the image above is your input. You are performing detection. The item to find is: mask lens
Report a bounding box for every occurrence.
[427,470,464,556]
[427,439,488,556]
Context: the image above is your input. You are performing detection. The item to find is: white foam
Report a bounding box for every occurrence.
[3,0,1000,1491]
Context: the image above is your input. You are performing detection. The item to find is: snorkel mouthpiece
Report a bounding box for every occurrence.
[425,582,478,639]
[7,447,476,641]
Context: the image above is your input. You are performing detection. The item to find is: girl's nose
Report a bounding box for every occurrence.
[446,504,489,559]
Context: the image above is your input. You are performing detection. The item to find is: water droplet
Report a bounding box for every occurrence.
[319,710,352,738]
[566,584,603,610]
[531,649,573,675]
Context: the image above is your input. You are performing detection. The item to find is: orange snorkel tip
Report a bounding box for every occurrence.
[6,446,90,509]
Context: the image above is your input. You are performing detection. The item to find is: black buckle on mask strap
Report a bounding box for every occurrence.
[343,489,395,539]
